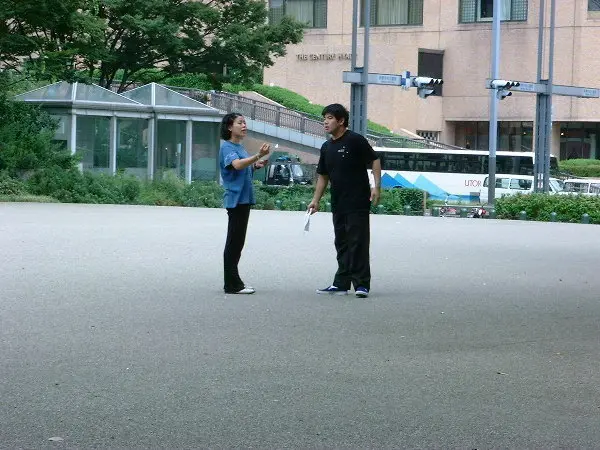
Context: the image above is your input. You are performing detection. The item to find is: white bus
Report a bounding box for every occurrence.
[371,147,559,202]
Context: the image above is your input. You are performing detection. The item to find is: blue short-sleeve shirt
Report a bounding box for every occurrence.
[219,140,255,208]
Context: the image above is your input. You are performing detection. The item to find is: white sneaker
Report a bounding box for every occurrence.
[236,287,255,294]
[226,287,255,294]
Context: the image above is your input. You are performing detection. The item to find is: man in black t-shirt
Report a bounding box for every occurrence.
[308,104,381,298]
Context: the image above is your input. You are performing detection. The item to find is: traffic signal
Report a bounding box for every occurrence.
[407,76,444,99]
[489,79,520,100]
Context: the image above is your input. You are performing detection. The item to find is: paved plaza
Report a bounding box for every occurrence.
[2,202,600,449]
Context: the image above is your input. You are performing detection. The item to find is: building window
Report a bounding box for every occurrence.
[417,131,440,141]
[459,0,527,23]
[360,0,423,26]
[589,0,600,11]
[454,121,533,151]
[418,50,443,96]
[269,0,327,28]
[560,123,600,160]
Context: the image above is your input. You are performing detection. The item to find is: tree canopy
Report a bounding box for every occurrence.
[0,0,304,91]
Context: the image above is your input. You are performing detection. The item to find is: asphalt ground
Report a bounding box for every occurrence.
[2,202,600,449]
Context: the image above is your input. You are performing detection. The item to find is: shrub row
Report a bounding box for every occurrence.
[558,158,600,178]
[6,167,426,213]
[495,193,600,224]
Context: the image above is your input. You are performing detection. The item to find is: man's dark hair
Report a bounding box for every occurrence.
[220,112,243,140]
[322,104,349,128]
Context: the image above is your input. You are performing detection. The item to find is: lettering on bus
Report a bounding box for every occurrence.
[465,179,482,187]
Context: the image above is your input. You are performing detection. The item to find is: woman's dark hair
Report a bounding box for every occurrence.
[220,112,243,140]
[321,103,349,128]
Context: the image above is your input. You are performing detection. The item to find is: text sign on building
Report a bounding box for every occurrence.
[297,53,353,61]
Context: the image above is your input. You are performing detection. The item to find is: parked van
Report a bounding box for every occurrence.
[479,175,563,204]
[560,178,600,196]
[263,156,316,187]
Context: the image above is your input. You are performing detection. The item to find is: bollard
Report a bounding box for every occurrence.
[460,208,468,218]
[377,204,385,215]
[275,199,282,210]
[488,208,496,219]
[403,205,411,216]
[325,201,331,212]
[432,207,440,217]
[582,213,590,224]
[550,212,557,222]
[300,201,307,211]
[519,210,527,221]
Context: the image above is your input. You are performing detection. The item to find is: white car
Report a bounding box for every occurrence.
[559,178,600,196]
[479,175,563,204]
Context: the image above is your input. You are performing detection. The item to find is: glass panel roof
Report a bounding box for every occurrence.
[15,81,73,101]
[122,83,213,109]
[15,81,140,105]
[155,85,209,108]
[74,83,139,104]
[122,84,152,105]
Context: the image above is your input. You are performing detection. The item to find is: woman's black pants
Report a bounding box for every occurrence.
[223,204,251,292]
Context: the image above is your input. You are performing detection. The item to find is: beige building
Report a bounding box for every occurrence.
[265,0,600,160]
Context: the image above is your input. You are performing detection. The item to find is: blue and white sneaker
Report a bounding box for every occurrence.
[355,287,369,298]
[316,285,348,295]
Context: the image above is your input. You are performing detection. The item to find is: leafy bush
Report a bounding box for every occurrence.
[376,188,425,214]
[26,167,143,204]
[139,173,185,206]
[182,181,224,208]
[495,193,600,224]
[0,172,26,195]
[558,159,600,178]
[0,97,75,177]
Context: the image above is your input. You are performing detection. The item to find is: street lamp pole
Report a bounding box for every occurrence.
[349,0,370,136]
[487,0,502,206]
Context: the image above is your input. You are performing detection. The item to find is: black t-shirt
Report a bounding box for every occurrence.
[317,129,378,214]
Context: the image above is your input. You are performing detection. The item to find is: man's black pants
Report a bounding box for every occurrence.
[223,204,251,292]
[332,210,371,291]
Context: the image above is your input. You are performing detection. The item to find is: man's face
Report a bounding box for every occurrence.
[323,113,344,135]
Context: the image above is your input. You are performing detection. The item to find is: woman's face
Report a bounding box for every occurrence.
[228,116,247,140]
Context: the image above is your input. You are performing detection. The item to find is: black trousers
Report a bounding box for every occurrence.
[332,210,371,291]
[223,204,251,292]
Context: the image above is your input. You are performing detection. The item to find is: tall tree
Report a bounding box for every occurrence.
[0,0,304,91]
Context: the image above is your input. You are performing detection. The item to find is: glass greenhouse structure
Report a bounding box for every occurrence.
[15,82,223,182]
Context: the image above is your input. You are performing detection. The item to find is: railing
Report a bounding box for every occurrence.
[207,91,327,139]
[115,83,464,150]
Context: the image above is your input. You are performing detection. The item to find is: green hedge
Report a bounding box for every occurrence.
[558,159,600,178]
[12,167,426,213]
[6,167,600,225]
[495,193,600,224]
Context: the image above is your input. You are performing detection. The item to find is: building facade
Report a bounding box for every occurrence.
[264,0,600,160]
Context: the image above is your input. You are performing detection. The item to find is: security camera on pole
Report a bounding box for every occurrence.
[488,80,520,100]
[404,76,444,99]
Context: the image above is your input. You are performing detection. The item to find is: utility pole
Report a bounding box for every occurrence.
[349,0,370,136]
[487,0,502,206]
[533,0,555,193]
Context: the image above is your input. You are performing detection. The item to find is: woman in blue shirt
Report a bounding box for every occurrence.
[219,113,270,294]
